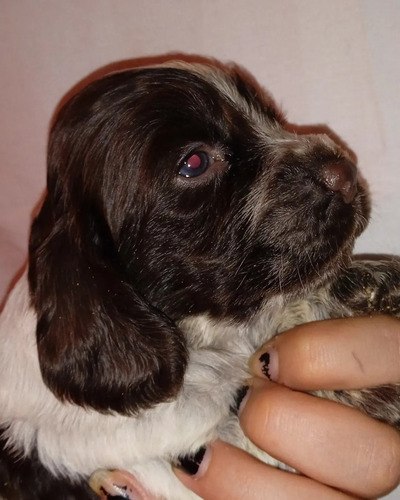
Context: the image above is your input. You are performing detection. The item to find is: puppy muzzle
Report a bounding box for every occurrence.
[320,159,358,204]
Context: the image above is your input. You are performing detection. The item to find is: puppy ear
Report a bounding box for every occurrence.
[28,195,187,415]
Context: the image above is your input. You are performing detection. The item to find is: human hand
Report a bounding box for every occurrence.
[89,316,400,500]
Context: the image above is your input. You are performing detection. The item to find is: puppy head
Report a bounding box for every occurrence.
[28,62,370,414]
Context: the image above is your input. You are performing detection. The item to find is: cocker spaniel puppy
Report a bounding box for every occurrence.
[1,60,400,499]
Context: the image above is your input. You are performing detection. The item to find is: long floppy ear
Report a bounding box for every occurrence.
[28,72,188,415]
[29,196,187,414]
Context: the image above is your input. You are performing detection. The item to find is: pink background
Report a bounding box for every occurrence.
[0,2,399,496]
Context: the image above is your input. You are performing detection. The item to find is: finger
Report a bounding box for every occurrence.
[89,469,157,500]
[174,440,357,500]
[239,379,400,498]
[250,316,400,390]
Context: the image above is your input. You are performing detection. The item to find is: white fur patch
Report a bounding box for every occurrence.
[0,271,333,498]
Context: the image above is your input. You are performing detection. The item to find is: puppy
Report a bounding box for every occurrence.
[1,60,400,499]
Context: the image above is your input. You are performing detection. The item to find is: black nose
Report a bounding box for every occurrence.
[320,159,358,204]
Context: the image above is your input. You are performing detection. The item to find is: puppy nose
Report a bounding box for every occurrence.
[320,159,358,204]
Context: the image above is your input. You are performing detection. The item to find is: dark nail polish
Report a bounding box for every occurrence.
[231,385,249,414]
[176,446,207,475]
[259,352,271,379]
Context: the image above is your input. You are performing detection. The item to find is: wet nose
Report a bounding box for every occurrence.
[320,159,358,204]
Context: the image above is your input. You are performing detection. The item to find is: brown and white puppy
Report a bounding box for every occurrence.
[0,61,399,499]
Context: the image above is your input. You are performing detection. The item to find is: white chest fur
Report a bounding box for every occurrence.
[0,273,331,499]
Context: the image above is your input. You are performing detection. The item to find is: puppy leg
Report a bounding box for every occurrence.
[329,258,400,317]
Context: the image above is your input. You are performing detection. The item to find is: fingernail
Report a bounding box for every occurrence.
[257,347,278,381]
[89,470,139,499]
[175,446,211,478]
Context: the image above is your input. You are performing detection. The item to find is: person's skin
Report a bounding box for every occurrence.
[90,316,400,500]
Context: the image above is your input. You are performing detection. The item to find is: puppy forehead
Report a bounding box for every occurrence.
[134,61,262,117]
[158,61,238,96]
[137,62,286,140]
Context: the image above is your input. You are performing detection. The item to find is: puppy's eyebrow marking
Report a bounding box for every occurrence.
[351,351,365,373]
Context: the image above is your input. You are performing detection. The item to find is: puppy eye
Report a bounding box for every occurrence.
[178,151,211,178]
